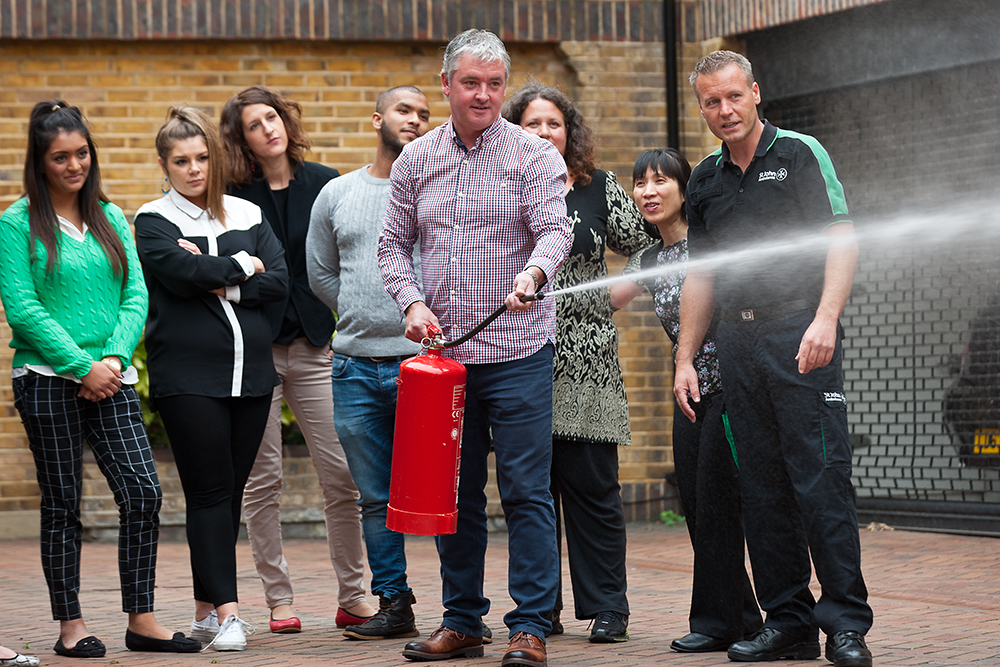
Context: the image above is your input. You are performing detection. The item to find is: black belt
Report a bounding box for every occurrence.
[720,299,812,323]
[367,355,406,363]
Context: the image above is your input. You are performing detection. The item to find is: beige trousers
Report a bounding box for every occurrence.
[243,339,367,609]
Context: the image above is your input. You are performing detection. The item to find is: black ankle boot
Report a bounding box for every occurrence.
[342,592,418,640]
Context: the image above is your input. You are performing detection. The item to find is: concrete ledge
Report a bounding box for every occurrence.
[0,509,37,540]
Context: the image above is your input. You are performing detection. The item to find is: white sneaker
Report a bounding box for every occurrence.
[189,609,220,642]
[204,614,255,651]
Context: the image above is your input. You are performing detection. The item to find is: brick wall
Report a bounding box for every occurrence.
[0,35,678,532]
[760,59,1000,504]
[679,0,889,41]
[0,0,665,41]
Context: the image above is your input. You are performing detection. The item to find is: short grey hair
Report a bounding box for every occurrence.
[441,29,510,84]
[689,50,754,94]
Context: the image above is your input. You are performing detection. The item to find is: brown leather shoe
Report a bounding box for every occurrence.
[501,631,546,667]
[402,625,484,661]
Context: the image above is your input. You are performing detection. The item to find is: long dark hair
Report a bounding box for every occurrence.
[219,85,311,186]
[24,100,128,282]
[502,82,597,186]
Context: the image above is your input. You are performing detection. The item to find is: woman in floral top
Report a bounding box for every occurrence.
[622,148,763,653]
[504,84,654,642]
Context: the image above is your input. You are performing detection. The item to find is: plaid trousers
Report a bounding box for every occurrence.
[13,373,162,619]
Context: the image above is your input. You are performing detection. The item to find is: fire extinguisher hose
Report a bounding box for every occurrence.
[440,293,546,348]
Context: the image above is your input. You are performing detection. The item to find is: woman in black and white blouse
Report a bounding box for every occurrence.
[134,105,288,652]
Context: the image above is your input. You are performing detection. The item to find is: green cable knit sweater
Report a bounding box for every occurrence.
[0,197,148,379]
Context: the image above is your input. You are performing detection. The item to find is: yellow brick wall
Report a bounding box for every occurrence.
[0,38,678,531]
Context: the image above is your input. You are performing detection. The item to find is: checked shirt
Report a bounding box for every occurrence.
[378,116,571,364]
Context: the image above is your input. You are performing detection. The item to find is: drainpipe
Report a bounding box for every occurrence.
[664,0,679,149]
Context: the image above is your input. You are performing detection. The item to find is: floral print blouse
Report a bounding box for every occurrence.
[635,237,722,397]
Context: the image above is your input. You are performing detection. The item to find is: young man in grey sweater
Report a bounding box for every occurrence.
[305,86,430,640]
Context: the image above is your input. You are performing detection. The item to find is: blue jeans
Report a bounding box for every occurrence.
[437,345,558,640]
[331,353,410,599]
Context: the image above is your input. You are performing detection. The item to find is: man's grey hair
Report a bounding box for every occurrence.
[689,50,754,94]
[441,29,510,83]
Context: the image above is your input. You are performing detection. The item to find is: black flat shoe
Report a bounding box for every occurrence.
[125,629,201,653]
[54,636,106,658]
[670,632,737,653]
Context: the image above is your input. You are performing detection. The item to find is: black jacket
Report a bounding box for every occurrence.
[134,191,289,400]
[228,161,339,347]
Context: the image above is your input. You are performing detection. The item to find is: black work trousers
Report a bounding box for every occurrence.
[551,439,629,620]
[672,390,762,640]
[716,311,872,639]
[158,393,270,607]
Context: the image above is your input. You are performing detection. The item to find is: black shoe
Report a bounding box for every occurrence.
[727,627,820,662]
[588,610,628,643]
[825,630,872,667]
[53,636,105,658]
[481,619,493,645]
[546,609,563,637]
[670,632,737,653]
[343,592,419,640]
[125,630,201,653]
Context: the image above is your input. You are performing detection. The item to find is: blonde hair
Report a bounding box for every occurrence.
[156,105,227,226]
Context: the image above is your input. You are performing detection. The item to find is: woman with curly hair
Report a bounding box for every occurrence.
[219,86,375,634]
[503,83,655,644]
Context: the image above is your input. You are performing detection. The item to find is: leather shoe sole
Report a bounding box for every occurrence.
[670,632,738,653]
[402,644,483,661]
[728,638,821,662]
[402,628,483,661]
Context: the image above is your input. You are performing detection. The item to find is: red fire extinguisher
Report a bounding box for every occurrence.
[387,324,467,536]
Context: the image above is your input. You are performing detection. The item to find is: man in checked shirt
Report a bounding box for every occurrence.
[378,28,571,667]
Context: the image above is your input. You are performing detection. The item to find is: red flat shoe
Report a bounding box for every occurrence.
[335,607,374,628]
[269,616,302,634]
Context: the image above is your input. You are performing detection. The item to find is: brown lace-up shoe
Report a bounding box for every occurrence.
[501,631,546,667]
[402,625,484,661]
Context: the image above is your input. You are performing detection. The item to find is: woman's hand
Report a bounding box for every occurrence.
[178,238,229,296]
[250,256,265,274]
[79,360,122,402]
[177,238,202,255]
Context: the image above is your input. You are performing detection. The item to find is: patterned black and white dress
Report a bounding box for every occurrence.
[551,169,654,446]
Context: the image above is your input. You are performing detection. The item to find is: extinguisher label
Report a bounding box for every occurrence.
[451,384,466,442]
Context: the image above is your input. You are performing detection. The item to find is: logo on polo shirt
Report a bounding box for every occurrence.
[758,168,788,182]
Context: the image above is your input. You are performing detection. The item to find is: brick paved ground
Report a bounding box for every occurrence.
[2,523,999,666]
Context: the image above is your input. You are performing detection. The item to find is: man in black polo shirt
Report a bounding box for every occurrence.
[674,51,873,667]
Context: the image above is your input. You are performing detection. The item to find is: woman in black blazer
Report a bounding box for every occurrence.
[134,104,288,651]
[219,86,375,633]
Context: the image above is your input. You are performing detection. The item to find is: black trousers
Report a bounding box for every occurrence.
[551,439,629,620]
[13,375,162,620]
[717,311,872,638]
[157,393,270,607]
[672,390,762,639]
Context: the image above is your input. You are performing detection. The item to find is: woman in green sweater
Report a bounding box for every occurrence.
[0,102,200,657]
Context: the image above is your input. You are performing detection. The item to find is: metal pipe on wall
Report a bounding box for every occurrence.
[664,0,679,149]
